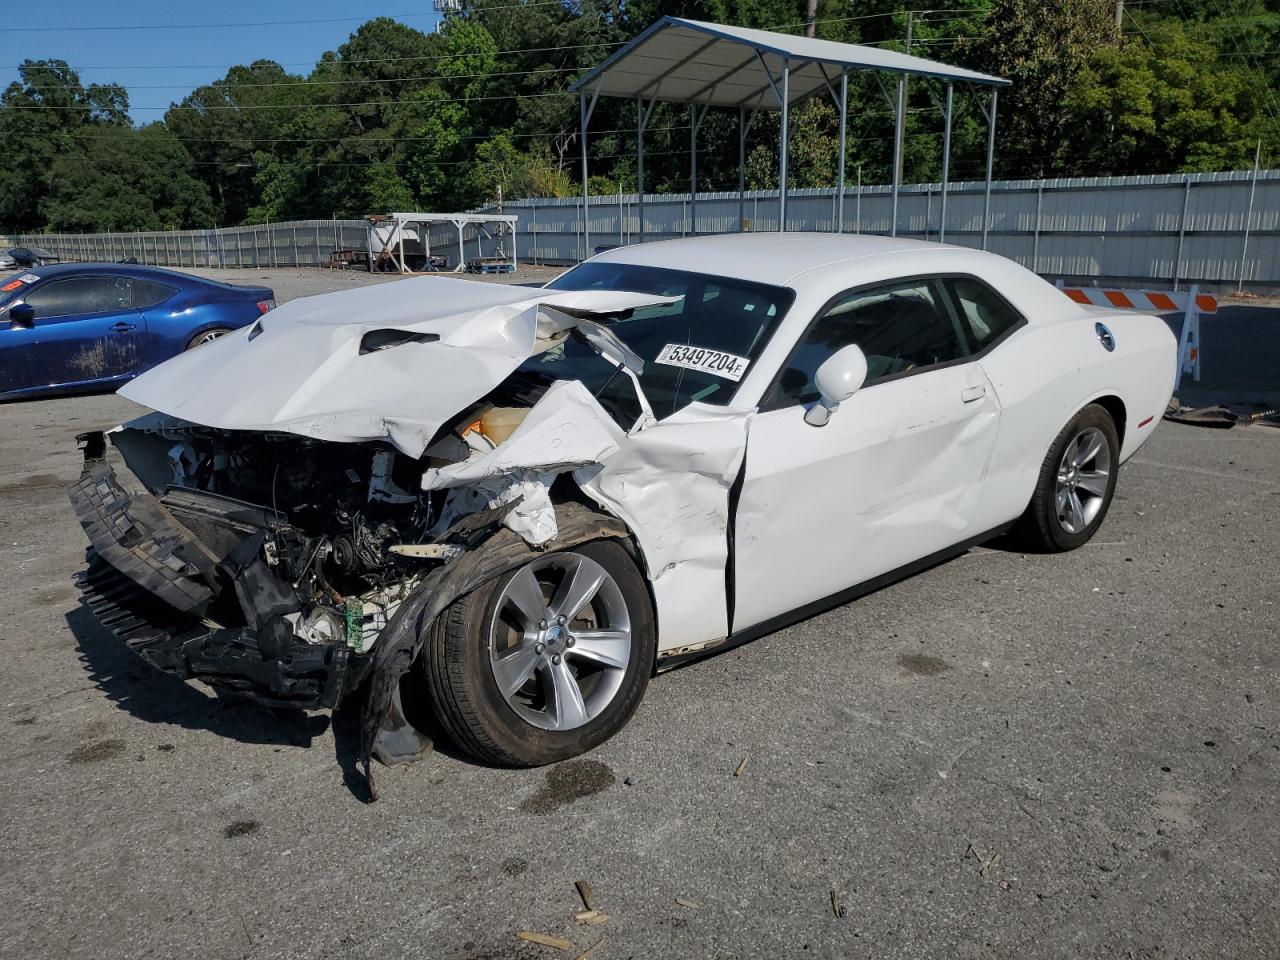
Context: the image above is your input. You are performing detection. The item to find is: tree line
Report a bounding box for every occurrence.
[1,0,1276,234]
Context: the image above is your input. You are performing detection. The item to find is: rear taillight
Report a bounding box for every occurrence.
[256,299,275,315]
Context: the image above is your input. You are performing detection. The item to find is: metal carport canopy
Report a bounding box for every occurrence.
[572,17,1008,107]
[570,17,1009,253]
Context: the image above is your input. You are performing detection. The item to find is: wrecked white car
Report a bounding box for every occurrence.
[70,234,1177,792]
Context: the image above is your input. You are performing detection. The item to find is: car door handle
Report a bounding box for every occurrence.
[109,322,136,333]
[961,385,987,403]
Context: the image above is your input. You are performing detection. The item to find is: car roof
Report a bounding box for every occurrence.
[588,232,1001,286]
[16,262,265,291]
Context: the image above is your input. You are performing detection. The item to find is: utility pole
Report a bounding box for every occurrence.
[805,0,817,37]
[1115,0,1124,35]
[894,11,913,186]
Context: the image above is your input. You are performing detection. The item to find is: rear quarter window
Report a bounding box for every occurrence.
[943,277,1024,348]
[131,279,177,309]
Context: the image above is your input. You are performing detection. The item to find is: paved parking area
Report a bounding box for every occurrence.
[1,274,1277,960]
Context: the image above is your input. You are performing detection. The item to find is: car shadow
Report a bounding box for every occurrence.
[67,603,332,750]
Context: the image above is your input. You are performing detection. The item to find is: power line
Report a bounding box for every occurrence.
[34,41,627,72]
[62,65,585,92]
[0,2,562,33]
[4,90,575,111]
[10,8,975,74]
[63,124,698,145]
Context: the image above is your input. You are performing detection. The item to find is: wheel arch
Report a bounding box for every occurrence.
[1091,393,1127,450]
[357,500,650,792]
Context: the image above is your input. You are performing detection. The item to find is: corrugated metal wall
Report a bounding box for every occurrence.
[6,169,1277,285]
[2,219,511,272]
[501,170,1279,286]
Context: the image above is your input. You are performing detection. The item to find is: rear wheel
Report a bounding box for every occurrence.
[1014,404,1119,552]
[421,539,655,766]
[186,328,231,350]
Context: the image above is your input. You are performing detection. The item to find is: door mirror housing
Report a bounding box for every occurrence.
[804,343,868,427]
[8,302,34,328]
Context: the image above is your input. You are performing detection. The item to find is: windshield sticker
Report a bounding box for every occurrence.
[17,274,39,284]
[654,343,750,382]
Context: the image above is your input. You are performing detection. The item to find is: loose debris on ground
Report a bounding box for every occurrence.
[1164,399,1280,428]
[830,888,848,918]
[516,931,573,950]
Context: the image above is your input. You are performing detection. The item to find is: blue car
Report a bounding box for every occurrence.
[0,263,274,400]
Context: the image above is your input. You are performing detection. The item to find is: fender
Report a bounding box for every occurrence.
[359,501,634,798]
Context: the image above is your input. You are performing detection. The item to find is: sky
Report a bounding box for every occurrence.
[0,1,442,121]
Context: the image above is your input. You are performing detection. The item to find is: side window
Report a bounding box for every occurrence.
[767,278,969,407]
[22,277,131,319]
[943,277,1023,348]
[131,279,176,310]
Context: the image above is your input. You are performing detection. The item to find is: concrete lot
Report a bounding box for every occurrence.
[1,269,1278,960]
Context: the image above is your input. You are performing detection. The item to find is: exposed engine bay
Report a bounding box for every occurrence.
[95,392,556,661]
[67,275,750,793]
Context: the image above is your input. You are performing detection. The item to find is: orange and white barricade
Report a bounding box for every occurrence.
[1055,282,1218,391]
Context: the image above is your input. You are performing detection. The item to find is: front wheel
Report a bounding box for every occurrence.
[421,539,655,766]
[1014,403,1120,552]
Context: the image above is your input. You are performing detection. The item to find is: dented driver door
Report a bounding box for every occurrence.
[732,360,1000,633]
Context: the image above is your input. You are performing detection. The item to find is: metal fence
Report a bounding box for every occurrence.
[6,169,1278,287]
[498,169,1279,288]
[4,219,370,270]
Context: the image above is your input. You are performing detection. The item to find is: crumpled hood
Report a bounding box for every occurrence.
[120,276,673,458]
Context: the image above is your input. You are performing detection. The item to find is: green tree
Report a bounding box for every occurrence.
[0,59,129,232]
[40,124,214,231]
[1064,20,1276,174]
[966,0,1119,177]
[164,60,310,226]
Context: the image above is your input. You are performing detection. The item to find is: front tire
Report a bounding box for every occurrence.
[421,539,655,766]
[186,327,232,350]
[1014,403,1120,552]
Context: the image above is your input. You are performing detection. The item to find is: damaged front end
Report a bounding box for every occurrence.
[68,277,686,787]
[70,426,467,709]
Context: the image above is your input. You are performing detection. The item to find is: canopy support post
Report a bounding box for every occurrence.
[836,71,848,233]
[689,104,708,236]
[982,86,998,250]
[690,105,697,237]
[779,60,790,232]
[738,105,747,232]
[636,96,656,244]
[891,75,904,237]
[940,82,953,243]
[579,85,600,262]
[580,91,589,261]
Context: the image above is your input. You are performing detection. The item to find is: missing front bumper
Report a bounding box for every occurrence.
[69,459,354,709]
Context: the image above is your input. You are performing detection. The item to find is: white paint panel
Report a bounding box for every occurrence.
[119,277,677,458]
[974,312,1177,531]
[579,403,750,650]
[733,361,1000,631]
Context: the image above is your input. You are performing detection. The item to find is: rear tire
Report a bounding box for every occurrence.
[186,328,232,350]
[421,539,655,766]
[1014,403,1120,552]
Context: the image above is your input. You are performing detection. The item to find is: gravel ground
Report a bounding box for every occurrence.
[1,271,1277,960]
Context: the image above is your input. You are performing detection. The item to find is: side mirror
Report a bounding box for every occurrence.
[804,343,868,427]
[8,302,34,329]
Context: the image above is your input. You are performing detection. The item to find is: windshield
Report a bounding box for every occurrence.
[512,262,794,424]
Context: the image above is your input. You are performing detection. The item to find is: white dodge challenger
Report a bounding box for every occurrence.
[69,234,1176,790]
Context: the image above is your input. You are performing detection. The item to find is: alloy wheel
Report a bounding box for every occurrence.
[1054,426,1112,534]
[191,329,228,347]
[488,552,632,731]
